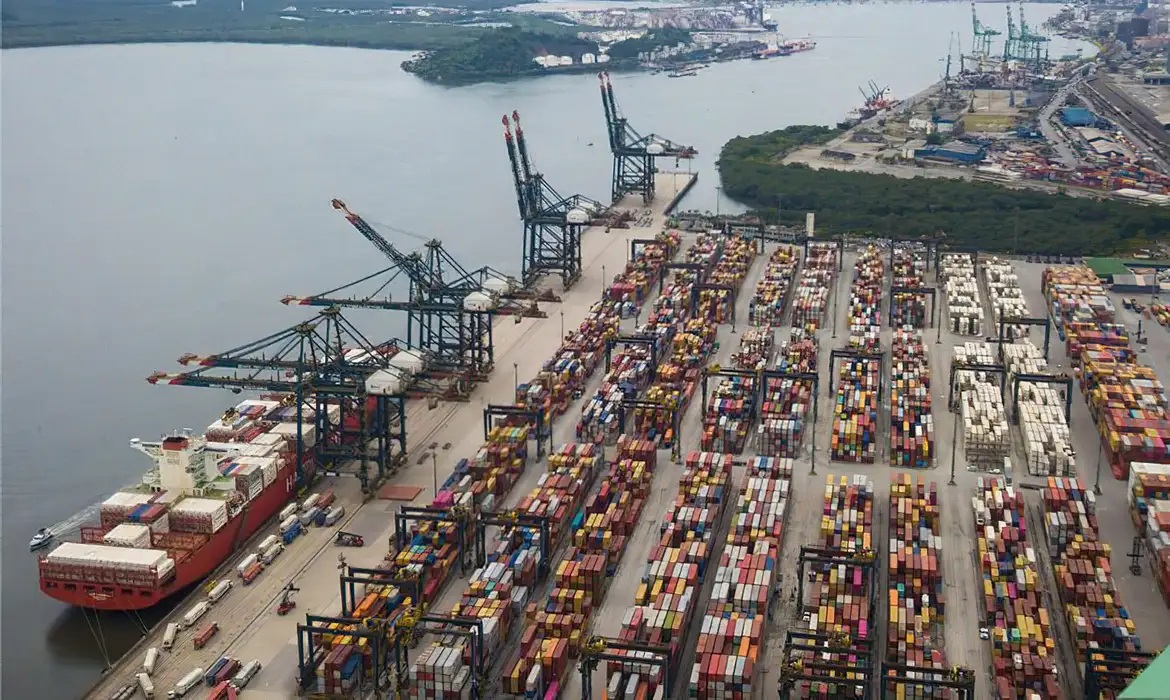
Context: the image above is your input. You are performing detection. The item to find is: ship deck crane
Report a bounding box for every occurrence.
[283,199,556,387]
[503,111,603,289]
[147,306,458,492]
[599,72,696,205]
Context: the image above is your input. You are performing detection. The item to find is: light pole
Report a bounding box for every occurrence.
[513,362,519,393]
[948,417,959,486]
[560,311,565,338]
[716,186,722,217]
[601,265,607,297]
[1094,442,1103,495]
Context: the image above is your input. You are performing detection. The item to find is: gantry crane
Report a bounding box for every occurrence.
[971,2,1001,63]
[283,199,555,386]
[147,306,457,492]
[502,111,603,289]
[1004,6,1018,63]
[598,71,696,205]
[1015,2,1050,72]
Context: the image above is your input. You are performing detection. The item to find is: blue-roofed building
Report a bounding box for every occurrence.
[1061,106,1096,127]
[913,141,987,164]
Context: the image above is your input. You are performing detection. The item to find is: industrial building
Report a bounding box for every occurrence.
[1061,106,1097,127]
[914,140,987,164]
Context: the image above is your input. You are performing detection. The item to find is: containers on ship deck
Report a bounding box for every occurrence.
[889,329,933,469]
[689,456,791,699]
[972,477,1062,699]
[749,246,800,328]
[41,543,175,588]
[168,498,229,535]
[942,253,983,336]
[885,475,946,694]
[791,243,837,333]
[503,438,657,697]
[793,475,874,700]
[610,452,732,698]
[1041,477,1142,661]
[701,375,757,454]
[954,343,1010,466]
[1003,341,1075,477]
[758,331,817,458]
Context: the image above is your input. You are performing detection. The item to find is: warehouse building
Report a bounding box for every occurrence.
[1060,106,1097,127]
[913,141,986,164]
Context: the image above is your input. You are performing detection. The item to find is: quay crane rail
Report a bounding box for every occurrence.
[599,71,696,205]
[147,306,461,492]
[283,199,557,386]
[502,111,603,289]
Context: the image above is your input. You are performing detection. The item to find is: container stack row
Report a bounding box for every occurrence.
[791,243,838,333]
[1002,341,1075,477]
[793,475,875,699]
[972,478,1062,700]
[1078,344,1170,480]
[701,373,758,454]
[831,248,883,463]
[689,456,793,699]
[517,231,681,423]
[885,474,947,698]
[412,444,606,697]
[759,331,819,458]
[890,247,928,329]
[749,245,801,327]
[942,253,983,336]
[609,451,732,699]
[954,343,1010,467]
[308,585,412,696]
[1040,477,1143,662]
[1127,463,1170,606]
[731,328,775,371]
[636,235,755,446]
[1042,265,1116,341]
[983,258,1030,339]
[889,329,933,468]
[502,438,658,697]
[577,339,657,445]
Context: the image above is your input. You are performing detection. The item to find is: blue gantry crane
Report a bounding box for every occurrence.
[282,199,556,389]
[147,306,453,492]
[599,71,696,205]
[502,111,603,289]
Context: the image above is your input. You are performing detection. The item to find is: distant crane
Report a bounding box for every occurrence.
[282,199,554,388]
[1015,2,1051,72]
[598,72,696,205]
[502,111,603,289]
[971,2,1002,63]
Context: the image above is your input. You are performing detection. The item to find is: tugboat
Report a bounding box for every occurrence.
[29,528,54,552]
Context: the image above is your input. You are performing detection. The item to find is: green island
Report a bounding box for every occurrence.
[401,27,693,85]
[1,0,557,52]
[717,125,1170,256]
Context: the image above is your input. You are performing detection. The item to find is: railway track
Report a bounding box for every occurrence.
[1083,75,1170,167]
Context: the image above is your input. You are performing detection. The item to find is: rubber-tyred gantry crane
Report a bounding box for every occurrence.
[503,111,603,289]
[147,306,458,492]
[598,71,696,205]
[283,199,556,387]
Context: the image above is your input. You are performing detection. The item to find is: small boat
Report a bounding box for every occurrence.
[30,528,54,552]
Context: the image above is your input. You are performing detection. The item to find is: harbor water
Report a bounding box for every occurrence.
[0,3,1088,696]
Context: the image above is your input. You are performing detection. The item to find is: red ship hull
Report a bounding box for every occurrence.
[39,463,296,611]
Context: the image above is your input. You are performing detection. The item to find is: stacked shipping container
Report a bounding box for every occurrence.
[885,474,947,698]
[791,243,837,333]
[889,330,933,469]
[749,246,800,327]
[609,451,731,698]
[701,374,757,454]
[1128,463,1170,606]
[890,247,928,329]
[972,478,1062,699]
[831,247,883,463]
[1002,342,1075,477]
[689,456,792,699]
[502,438,658,696]
[1041,477,1143,662]
[732,328,774,371]
[942,253,982,336]
[954,343,1010,466]
[794,475,875,699]
[984,259,1030,339]
[758,332,818,458]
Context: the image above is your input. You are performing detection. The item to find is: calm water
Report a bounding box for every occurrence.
[0,4,1085,695]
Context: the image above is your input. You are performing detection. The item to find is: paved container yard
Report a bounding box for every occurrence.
[85,172,693,700]
[88,225,1170,700]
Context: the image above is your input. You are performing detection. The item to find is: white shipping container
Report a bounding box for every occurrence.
[142,647,160,675]
[236,553,259,576]
[279,504,298,522]
[181,601,209,628]
[259,534,281,552]
[104,523,153,548]
[46,542,170,571]
[208,579,233,604]
[279,516,299,535]
[172,668,204,697]
[301,494,320,512]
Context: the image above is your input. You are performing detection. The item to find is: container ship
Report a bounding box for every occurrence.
[37,398,324,611]
[753,37,816,59]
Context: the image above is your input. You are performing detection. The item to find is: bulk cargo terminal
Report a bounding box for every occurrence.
[79,75,1170,700]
